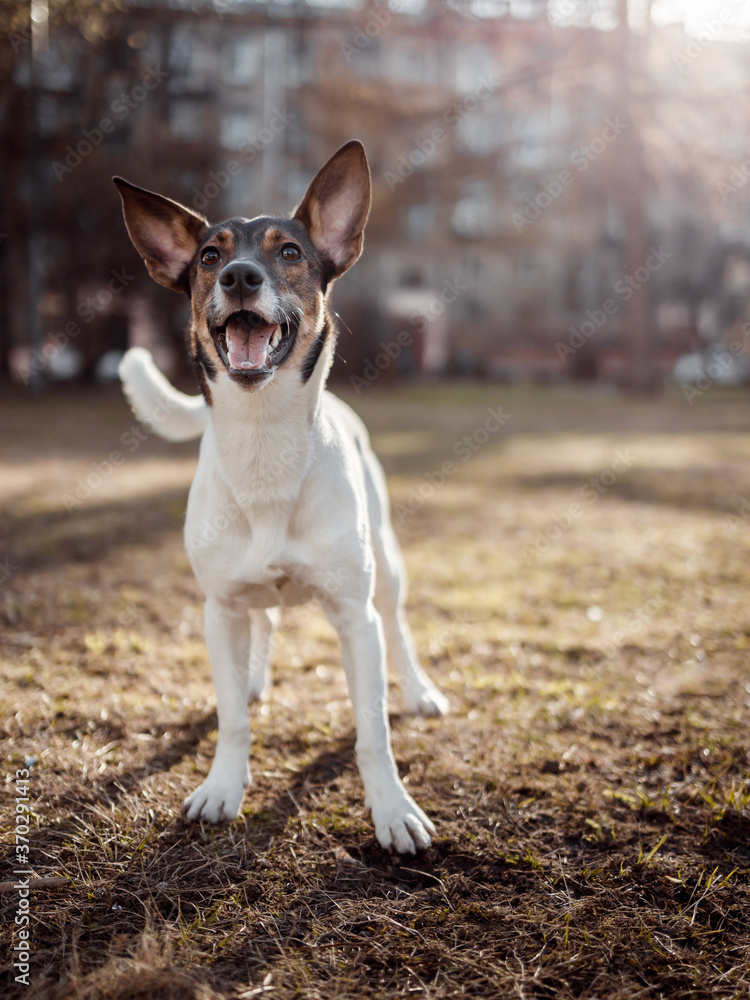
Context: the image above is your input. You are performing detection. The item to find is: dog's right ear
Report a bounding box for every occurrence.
[113,177,208,293]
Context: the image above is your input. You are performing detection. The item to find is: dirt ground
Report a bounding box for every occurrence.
[1,380,749,999]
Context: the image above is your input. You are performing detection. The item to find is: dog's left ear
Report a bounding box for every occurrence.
[113,177,208,293]
[293,140,371,279]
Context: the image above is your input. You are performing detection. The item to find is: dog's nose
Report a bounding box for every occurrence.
[218,261,264,292]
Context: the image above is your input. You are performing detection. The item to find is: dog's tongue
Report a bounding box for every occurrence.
[226,316,275,370]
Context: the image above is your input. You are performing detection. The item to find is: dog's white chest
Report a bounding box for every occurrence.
[185,451,324,607]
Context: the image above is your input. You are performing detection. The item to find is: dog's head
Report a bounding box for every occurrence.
[114,140,371,394]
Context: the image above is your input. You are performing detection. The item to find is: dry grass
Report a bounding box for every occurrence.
[1,380,750,999]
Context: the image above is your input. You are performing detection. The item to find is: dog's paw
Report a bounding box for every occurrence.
[247,680,270,704]
[181,771,250,824]
[403,683,449,718]
[369,790,436,854]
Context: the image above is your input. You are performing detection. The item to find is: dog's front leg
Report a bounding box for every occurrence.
[326,596,435,854]
[182,596,251,823]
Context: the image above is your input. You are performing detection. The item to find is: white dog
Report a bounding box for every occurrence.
[115,140,448,853]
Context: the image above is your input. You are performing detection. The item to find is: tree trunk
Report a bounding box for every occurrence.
[616,0,656,392]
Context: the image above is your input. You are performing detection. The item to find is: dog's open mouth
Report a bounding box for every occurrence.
[212,310,296,381]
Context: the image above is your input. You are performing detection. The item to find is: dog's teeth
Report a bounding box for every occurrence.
[270,327,281,349]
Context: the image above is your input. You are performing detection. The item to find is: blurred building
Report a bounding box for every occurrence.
[3,0,750,388]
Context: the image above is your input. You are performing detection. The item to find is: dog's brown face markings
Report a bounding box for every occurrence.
[189,216,327,394]
[114,141,371,400]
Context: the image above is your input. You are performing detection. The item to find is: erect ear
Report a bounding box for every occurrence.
[293,140,371,280]
[113,177,208,293]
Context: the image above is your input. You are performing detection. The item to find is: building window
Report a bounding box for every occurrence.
[388,41,437,86]
[222,35,261,86]
[508,112,551,171]
[455,43,496,95]
[220,112,259,150]
[406,203,435,240]
[458,109,505,155]
[169,99,207,142]
[168,25,218,94]
[36,38,78,91]
[452,182,496,238]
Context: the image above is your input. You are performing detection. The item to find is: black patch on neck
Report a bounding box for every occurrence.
[319,259,336,293]
[194,360,213,405]
[194,332,217,382]
[186,327,216,405]
[301,319,330,384]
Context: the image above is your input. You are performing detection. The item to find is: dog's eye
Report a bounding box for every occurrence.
[280,244,301,262]
[201,247,220,266]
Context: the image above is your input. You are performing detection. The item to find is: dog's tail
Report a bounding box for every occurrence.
[119,347,209,442]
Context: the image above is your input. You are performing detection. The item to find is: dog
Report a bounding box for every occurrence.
[114,140,448,854]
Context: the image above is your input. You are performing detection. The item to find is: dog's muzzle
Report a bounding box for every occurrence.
[211,309,297,389]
